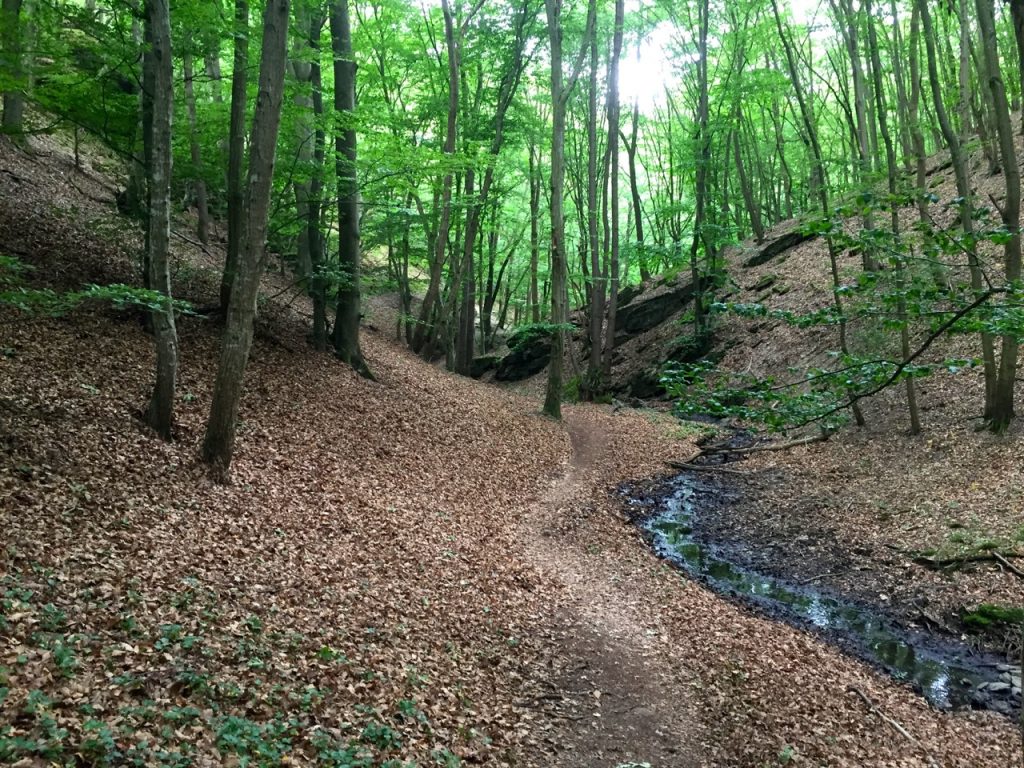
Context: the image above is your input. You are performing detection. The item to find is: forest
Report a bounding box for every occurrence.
[1,0,1024,765]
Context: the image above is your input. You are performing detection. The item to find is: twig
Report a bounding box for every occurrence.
[699,432,827,458]
[912,551,1024,574]
[847,685,916,742]
[992,551,1024,580]
[666,460,750,476]
[171,228,216,258]
[798,570,850,585]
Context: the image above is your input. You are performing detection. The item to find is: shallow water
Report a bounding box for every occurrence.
[641,478,1020,713]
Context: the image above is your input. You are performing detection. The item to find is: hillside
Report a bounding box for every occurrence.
[1,135,1022,768]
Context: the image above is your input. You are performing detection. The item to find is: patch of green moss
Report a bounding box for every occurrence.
[960,603,1024,629]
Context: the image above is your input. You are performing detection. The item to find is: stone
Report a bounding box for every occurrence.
[743,228,816,268]
[614,280,696,346]
[495,334,552,382]
[617,282,644,308]
[470,355,500,379]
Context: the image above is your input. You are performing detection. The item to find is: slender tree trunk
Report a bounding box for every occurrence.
[833,0,879,271]
[182,48,210,245]
[529,142,541,323]
[221,0,249,310]
[602,0,624,379]
[976,0,1021,431]
[919,0,998,418]
[867,0,920,434]
[413,0,458,355]
[1,0,25,144]
[455,0,530,373]
[584,0,602,391]
[624,101,649,281]
[143,0,177,441]
[772,0,865,426]
[308,13,328,350]
[330,0,371,378]
[124,18,147,218]
[1011,0,1024,134]
[202,0,291,474]
[733,107,764,243]
[688,0,711,337]
[543,0,592,419]
[205,53,224,103]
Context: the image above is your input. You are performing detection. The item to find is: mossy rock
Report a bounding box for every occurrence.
[961,603,1024,629]
[751,274,777,292]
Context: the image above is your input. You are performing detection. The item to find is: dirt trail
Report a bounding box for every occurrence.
[519,412,699,767]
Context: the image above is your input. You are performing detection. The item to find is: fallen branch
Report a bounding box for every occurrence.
[847,685,916,742]
[694,432,828,460]
[798,570,850,585]
[991,551,1024,580]
[912,551,1024,574]
[665,460,751,476]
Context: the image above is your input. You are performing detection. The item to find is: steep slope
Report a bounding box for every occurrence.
[1,134,1021,766]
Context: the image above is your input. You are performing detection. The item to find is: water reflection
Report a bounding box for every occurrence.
[646,482,989,709]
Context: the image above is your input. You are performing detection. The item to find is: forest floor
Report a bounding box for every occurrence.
[1,134,1023,767]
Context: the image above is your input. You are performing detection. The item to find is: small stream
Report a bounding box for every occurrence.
[634,475,1022,716]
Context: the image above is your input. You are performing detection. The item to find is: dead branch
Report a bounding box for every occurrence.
[912,551,1024,575]
[666,460,751,476]
[695,432,828,460]
[847,685,916,742]
[991,551,1024,580]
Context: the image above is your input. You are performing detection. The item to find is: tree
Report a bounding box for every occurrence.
[601,0,624,379]
[143,0,177,440]
[1,0,25,143]
[220,0,248,310]
[975,0,1021,432]
[203,0,291,474]
[330,0,372,378]
[543,0,593,420]
[181,43,210,245]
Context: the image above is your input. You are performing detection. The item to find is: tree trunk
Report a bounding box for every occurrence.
[543,0,592,420]
[976,0,1021,431]
[867,0,920,434]
[143,0,177,441]
[624,100,649,281]
[412,0,458,355]
[330,0,371,378]
[733,106,764,243]
[221,0,249,310]
[1010,0,1024,134]
[602,0,624,379]
[291,3,315,287]
[529,142,541,323]
[919,0,998,418]
[584,0,602,392]
[688,0,711,337]
[772,0,865,427]
[455,0,531,374]
[182,48,210,245]
[1,0,25,144]
[203,0,291,474]
[308,12,328,350]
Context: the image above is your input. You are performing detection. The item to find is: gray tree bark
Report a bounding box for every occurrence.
[143,0,178,440]
[203,0,291,474]
[330,0,372,378]
[1,0,25,143]
[220,0,249,310]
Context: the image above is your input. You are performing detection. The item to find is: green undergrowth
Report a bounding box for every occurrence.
[0,568,465,767]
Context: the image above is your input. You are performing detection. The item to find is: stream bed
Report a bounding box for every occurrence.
[630,473,1022,716]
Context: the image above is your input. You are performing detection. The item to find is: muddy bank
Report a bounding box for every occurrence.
[622,472,1022,717]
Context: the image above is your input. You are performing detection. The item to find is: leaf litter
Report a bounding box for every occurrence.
[0,135,1021,767]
